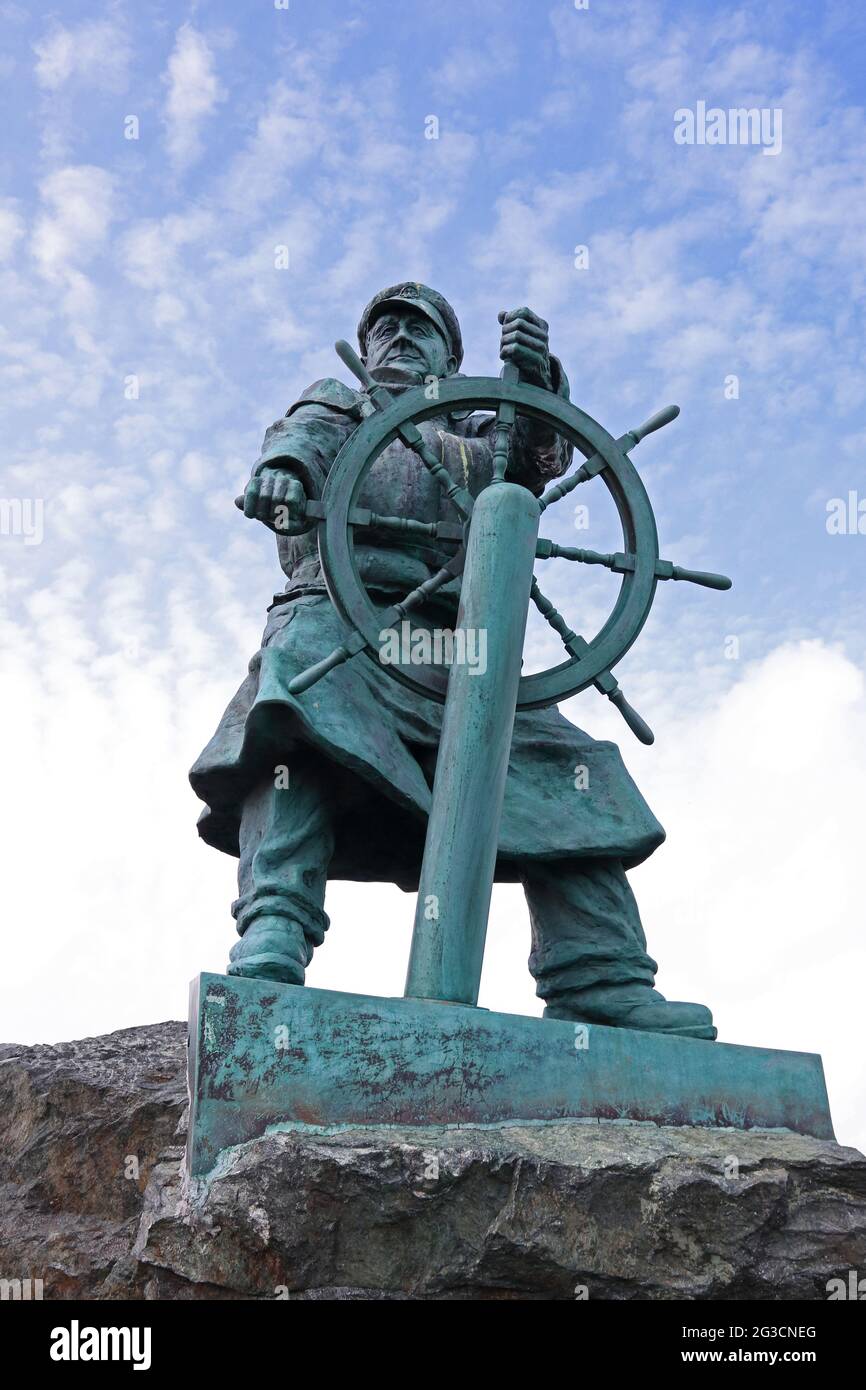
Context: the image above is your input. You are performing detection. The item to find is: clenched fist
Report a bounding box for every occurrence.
[235,469,309,535]
[498,306,553,390]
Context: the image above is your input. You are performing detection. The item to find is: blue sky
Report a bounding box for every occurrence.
[1,1,865,1145]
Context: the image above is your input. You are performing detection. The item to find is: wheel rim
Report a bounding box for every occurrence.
[319,377,659,710]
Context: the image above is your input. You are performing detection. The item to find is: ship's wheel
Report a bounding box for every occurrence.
[287,340,731,744]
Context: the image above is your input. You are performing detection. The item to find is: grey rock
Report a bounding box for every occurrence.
[0,1022,187,1298]
[1,1022,864,1300]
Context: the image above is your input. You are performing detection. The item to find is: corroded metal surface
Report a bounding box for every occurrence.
[187,974,834,1177]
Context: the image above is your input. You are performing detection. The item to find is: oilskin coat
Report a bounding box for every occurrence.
[190,362,664,889]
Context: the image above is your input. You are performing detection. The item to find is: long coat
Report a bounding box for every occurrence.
[190,365,665,888]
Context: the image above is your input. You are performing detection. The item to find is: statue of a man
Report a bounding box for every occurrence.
[190,282,716,1040]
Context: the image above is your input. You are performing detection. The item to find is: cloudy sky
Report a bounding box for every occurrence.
[2,1,865,1148]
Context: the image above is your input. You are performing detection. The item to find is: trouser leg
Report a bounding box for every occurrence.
[520,856,716,1040]
[521,856,659,1010]
[228,755,334,985]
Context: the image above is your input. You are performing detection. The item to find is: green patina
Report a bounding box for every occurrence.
[186,285,832,1168]
[187,974,835,1179]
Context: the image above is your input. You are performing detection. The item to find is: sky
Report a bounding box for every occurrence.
[1,0,865,1148]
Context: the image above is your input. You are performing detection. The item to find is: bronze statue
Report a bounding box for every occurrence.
[190,282,720,1040]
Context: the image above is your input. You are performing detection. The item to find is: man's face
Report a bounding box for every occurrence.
[364,308,456,380]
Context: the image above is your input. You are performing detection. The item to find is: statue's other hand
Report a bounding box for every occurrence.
[237,470,308,535]
[498,306,553,390]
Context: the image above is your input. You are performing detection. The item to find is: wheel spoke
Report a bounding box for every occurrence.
[539,404,680,513]
[381,550,466,625]
[592,666,654,745]
[399,431,475,517]
[528,585,654,744]
[288,629,367,694]
[529,578,581,654]
[655,559,732,590]
[536,539,635,572]
[491,363,519,482]
[348,509,464,543]
[538,451,607,512]
[537,542,731,592]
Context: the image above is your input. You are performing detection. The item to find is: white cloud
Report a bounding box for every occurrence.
[163,25,223,170]
[120,209,216,290]
[32,166,115,275]
[219,81,330,208]
[430,38,517,95]
[469,169,612,314]
[33,18,131,92]
[27,166,116,355]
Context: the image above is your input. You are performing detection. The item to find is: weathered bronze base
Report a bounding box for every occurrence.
[186,972,834,1179]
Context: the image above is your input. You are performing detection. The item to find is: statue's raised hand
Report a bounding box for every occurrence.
[498,307,553,390]
[235,469,308,535]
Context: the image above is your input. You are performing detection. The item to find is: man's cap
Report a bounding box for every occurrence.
[357,282,463,368]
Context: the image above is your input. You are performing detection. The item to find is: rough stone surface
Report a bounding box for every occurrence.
[1,1021,864,1300]
[0,1023,188,1299]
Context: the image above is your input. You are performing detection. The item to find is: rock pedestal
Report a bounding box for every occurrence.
[1,1022,864,1300]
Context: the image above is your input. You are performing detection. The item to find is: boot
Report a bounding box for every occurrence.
[544,986,717,1041]
[228,913,312,985]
